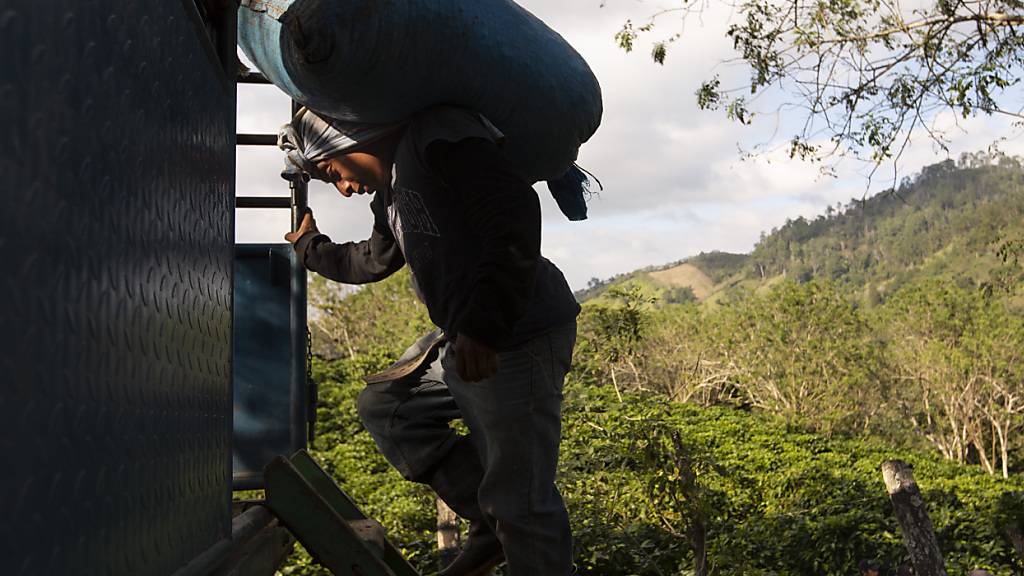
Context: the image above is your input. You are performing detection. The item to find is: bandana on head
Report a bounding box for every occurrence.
[277,107,404,182]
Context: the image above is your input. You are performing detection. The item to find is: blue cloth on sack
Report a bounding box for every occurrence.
[547,165,597,222]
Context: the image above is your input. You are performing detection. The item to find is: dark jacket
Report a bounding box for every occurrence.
[295,109,579,349]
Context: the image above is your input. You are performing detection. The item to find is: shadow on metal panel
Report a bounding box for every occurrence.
[1,1,237,574]
[234,244,309,490]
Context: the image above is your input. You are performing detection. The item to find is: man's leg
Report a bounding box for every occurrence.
[441,322,577,576]
[356,343,464,482]
[357,342,503,575]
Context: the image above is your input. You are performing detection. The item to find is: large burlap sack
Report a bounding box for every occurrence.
[238,0,603,184]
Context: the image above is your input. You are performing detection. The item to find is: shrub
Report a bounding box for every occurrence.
[281,361,1024,575]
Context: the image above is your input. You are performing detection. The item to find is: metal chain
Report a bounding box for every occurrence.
[306,326,314,380]
[306,326,317,446]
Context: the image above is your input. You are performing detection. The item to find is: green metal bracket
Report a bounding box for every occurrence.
[263,450,422,576]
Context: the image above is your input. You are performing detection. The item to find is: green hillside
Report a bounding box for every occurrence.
[577,151,1024,306]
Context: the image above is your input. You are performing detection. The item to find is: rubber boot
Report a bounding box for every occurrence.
[429,437,505,576]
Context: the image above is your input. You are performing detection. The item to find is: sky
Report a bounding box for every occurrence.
[235,0,1024,289]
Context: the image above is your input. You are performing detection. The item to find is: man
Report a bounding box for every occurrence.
[280,106,581,576]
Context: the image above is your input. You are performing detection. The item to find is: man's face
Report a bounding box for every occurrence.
[316,151,383,197]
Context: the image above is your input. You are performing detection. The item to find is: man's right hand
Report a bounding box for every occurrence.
[455,332,499,382]
[285,210,318,244]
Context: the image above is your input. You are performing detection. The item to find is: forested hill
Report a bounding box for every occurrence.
[577,151,1024,304]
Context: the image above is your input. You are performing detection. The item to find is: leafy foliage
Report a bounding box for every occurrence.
[308,269,432,359]
[707,280,890,435]
[562,385,1024,575]
[614,0,1024,169]
[878,278,1024,477]
[283,353,1024,575]
[743,154,1024,302]
[574,269,1024,475]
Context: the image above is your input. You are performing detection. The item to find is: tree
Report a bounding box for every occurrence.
[708,280,891,434]
[613,0,1024,176]
[880,279,1024,476]
[577,284,657,400]
[307,269,432,360]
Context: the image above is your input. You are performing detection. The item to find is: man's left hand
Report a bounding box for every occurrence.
[285,210,318,244]
[455,333,499,382]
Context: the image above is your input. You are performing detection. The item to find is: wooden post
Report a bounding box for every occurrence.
[881,460,948,576]
[690,520,708,576]
[437,497,461,571]
[1006,524,1023,563]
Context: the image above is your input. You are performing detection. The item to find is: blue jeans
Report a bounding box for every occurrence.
[357,322,577,576]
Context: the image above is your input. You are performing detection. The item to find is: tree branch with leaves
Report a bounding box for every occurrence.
[614,0,1024,179]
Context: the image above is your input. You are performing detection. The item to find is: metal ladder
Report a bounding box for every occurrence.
[234,69,420,576]
[236,69,308,229]
[235,69,316,447]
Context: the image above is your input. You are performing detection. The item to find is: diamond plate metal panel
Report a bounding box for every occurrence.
[0,1,235,575]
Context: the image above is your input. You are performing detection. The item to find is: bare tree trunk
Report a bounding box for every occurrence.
[609,367,623,403]
[993,419,1010,479]
[1001,439,1009,479]
[341,324,357,360]
[881,460,948,576]
[437,497,461,571]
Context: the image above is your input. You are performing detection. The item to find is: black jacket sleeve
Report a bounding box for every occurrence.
[425,137,541,349]
[294,199,405,284]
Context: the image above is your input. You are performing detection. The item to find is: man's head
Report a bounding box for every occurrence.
[313,133,403,197]
[278,107,404,196]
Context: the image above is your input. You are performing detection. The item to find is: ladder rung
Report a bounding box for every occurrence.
[267,451,421,576]
[238,70,272,85]
[237,197,292,209]
[237,133,278,146]
[348,519,387,553]
[264,455,401,576]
